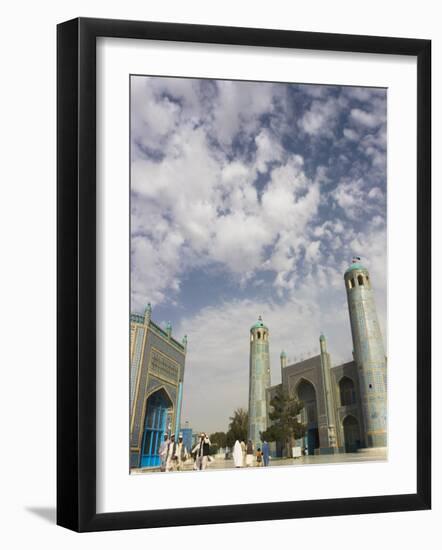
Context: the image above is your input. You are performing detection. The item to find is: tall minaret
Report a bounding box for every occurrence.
[319,334,338,450]
[344,258,387,448]
[248,316,271,449]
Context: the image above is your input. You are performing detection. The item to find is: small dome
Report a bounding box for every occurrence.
[345,261,367,275]
[280,350,287,357]
[251,315,268,331]
[319,334,326,342]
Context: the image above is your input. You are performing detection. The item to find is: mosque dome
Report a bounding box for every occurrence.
[319,333,326,342]
[280,350,287,357]
[345,257,368,275]
[251,315,268,331]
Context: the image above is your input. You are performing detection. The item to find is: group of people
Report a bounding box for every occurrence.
[158,432,212,472]
[158,433,189,472]
[158,433,271,472]
[232,439,270,468]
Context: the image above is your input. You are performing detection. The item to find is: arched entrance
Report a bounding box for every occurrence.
[297,379,319,455]
[342,415,361,453]
[140,388,173,467]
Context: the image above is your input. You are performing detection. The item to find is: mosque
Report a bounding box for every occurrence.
[129,304,187,469]
[248,258,387,456]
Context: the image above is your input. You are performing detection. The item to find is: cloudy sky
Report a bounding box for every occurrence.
[130,76,387,434]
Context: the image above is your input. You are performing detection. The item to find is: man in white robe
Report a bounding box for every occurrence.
[165,434,179,472]
[233,440,243,468]
[176,434,188,471]
[158,434,169,472]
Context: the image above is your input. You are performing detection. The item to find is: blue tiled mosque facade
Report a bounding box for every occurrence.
[130,304,187,469]
[261,259,387,455]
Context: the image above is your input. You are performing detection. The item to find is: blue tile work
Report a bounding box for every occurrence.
[345,263,387,448]
[130,310,186,469]
[130,326,145,412]
[248,318,271,449]
[264,261,387,454]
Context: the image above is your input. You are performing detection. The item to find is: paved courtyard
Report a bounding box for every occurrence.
[132,448,387,474]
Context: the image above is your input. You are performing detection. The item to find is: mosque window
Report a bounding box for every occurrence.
[357,274,364,286]
[257,331,261,340]
[340,376,356,406]
[350,278,355,289]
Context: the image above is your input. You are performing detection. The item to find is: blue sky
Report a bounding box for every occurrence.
[131,76,387,433]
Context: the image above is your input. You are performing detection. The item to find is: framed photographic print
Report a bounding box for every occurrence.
[57,17,431,532]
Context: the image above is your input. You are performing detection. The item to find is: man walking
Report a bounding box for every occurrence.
[158,434,169,472]
[192,433,211,470]
[165,434,178,472]
[176,433,188,471]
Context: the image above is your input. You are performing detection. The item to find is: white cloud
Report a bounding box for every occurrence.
[332,178,385,222]
[298,97,340,137]
[343,127,359,141]
[350,107,384,128]
[210,80,277,148]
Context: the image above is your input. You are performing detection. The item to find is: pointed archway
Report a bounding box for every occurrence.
[296,379,319,455]
[342,414,361,453]
[140,388,173,467]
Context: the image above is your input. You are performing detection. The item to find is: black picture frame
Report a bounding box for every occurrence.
[57,17,431,532]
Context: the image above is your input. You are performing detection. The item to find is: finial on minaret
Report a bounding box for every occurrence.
[144,302,152,324]
[182,334,188,350]
[319,333,327,353]
[166,321,172,339]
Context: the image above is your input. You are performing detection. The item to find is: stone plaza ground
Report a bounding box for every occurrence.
[131,447,387,474]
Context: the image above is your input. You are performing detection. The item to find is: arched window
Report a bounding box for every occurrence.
[340,376,356,406]
[257,331,261,340]
[357,274,364,286]
[350,278,355,289]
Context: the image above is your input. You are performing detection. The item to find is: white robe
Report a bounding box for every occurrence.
[233,440,243,467]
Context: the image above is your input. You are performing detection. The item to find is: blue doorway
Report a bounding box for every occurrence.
[343,415,361,453]
[140,390,172,468]
[306,428,319,455]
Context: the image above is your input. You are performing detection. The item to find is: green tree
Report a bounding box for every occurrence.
[210,431,227,449]
[261,389,306,456]
[226,407,248,447]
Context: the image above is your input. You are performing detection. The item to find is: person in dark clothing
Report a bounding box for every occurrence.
[191,433,211,470]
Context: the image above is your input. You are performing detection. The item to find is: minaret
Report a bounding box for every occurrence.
[344,258,387,448]
[143,302,152,325]
[248,316,271,449]
[319,334,338,450]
